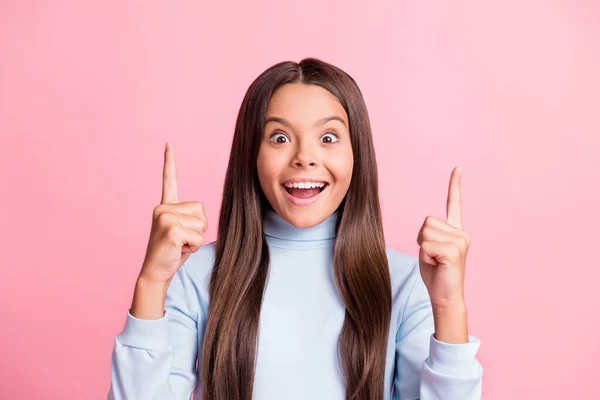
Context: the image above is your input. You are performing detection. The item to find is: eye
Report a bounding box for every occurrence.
[269,131,289,144]
[321,131,340,144]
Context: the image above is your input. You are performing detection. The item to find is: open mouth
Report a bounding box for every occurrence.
[282,182,329,199]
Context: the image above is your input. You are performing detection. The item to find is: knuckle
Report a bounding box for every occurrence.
[464,232,472,246]
[192,234,204,251]
[422,225,433,238]
[165,225,180,242]
[156,211,171,227]
[459,235,469,249]
[424,215,435,226]
[449,243,461,259]
[153,204,165,219]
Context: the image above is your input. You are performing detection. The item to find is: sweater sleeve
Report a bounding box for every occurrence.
[108,263,201,400]
[393,261,483,400]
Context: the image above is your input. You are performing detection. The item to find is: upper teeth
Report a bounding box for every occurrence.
[284,182,326,189]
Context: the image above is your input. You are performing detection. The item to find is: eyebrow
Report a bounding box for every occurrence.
[264,115,347,129]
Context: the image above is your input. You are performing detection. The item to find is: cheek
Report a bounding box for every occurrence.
[328,150,354,184]
[256,156,271,192]
[257,147,284,188]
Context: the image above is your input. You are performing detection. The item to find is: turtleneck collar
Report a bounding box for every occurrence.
[262,208,338,250]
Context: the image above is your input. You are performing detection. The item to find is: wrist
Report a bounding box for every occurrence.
[432,301,469,344]
[130,276,170,320]
[136,273,171,291]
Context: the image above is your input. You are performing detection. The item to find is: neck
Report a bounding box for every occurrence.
[262,208,338,250]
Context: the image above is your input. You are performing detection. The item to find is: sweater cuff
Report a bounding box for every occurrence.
[116,309,169,351]
[426,334,482,377]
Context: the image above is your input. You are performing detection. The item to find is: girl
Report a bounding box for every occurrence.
[109,58,483,400]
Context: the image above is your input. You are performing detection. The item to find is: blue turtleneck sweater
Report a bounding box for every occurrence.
[109,209,483,399]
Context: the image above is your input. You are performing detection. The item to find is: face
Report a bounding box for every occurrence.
[257,83,354,228]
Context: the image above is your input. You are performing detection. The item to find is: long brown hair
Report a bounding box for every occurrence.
[201,58,392,400]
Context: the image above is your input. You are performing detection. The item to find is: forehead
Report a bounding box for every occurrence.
[265,83,348,127]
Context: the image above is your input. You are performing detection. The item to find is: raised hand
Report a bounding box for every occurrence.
[138,141,208,285]
[417,167,471,312]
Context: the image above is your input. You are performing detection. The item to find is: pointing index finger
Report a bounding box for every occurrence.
[161,141,179,204]
[446,166,463,229]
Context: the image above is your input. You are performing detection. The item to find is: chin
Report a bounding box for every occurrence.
[288,217,317,229]
[282,208,330,229]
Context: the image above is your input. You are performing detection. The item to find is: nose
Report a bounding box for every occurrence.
[292,141,318,168]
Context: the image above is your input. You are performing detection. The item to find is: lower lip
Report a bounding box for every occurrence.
[281,184,328,207]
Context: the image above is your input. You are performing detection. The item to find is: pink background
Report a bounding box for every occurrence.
[1,1,599,398]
